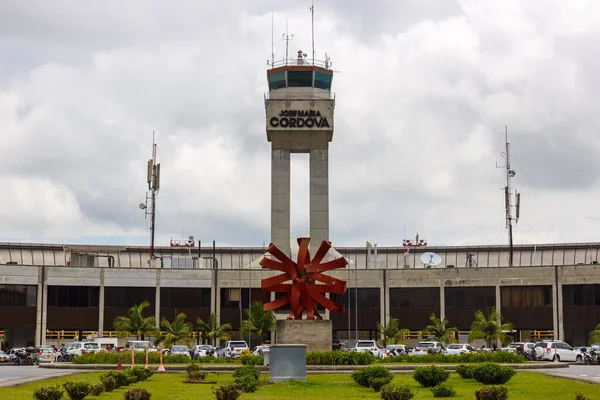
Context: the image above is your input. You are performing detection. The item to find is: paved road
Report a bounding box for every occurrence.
[0,365,77,387]
[537,364,600,383]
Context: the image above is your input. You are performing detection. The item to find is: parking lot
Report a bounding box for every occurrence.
[0,365,77,388]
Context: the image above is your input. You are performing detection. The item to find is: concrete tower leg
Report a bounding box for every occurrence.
[271,148,291,256]
[310,148,329,255]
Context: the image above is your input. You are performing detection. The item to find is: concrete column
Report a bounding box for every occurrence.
[381,270,390,330]
[35,266,43,347]
[439,285,445,321]
[553,268,564,340]
[324,293,330,320]
[310,148,329,255]
[271,148,291,256]
[98,269,105,337]
[495,285,501,346]
[41,273,48,346]
[155,270,161,329]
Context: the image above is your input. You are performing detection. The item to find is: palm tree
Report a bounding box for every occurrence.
[468,307,514,347]
[423,313,458,345]
[113,301,157,340]
[377,317,409,346]
[241,301,276,343]
[155,311,193,348]
[196,312,232,346]
[589,322,600,345]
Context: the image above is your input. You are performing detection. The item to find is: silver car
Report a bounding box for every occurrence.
[170,345,191,358]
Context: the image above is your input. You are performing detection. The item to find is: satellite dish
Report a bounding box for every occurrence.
[420,252,442,268]
[139,203,147,210]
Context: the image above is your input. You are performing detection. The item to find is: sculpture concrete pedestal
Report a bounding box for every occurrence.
[275,319,332,352]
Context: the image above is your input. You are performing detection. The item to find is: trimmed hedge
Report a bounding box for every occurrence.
[471,363,516,385]
[240,355,263,365]
[381,352,526,364]
[72,352,236,364]
[413,366,450,388]
[307,351,375,365]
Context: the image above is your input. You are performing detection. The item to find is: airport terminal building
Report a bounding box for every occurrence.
[1,240,600,349]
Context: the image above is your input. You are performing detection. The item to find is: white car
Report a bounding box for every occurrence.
[252,345,270,355]
[413,341,446,356]
[216,341,250,358]
[125,341,158,353]
[65,342,100,356]
[534,341,580,362]
[446,343,474,355]
[170,345,191,357]
[501,342,536,353]
[353,340,383,358]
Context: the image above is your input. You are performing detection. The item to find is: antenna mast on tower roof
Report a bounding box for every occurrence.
[311,0,315,65]
[282,18,294,65]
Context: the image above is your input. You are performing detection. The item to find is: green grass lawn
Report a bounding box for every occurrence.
[1,371,598,400]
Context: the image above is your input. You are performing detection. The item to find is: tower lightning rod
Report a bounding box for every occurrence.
[271,12,274,66]
[311,0,315,64]
[282,18,294,66]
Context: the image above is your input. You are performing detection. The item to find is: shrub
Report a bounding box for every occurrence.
[369,377,391,392]
[100,371,129,389]
[233,365,260,380]
[380,352,525,364]
[240,349,252,356]
[431,384,456,398]
[214,384,241,400]
[234,375,258,393]
[73,352,224,365]
[412,366,450,388]
[306,350,375,365]
[380,384,415,400]
[351,365,393,388]
[475,386,508,400]
[575,394,590,400]
[240,355,263,365]
[99,374,117,392]
[62,381,93,400]
[471,363,515,385]
[124,369,139,384]
[90,383,103,397]
[455,364,474,379]
[187,371,207,382]
[129,366,150,382]
[123,388,152,400]
[186,363,201,374]
[33,385,64,400]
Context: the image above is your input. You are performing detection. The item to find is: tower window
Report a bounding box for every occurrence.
[268,71,286,90]
[314,71,332,90]
[287,71,313,87]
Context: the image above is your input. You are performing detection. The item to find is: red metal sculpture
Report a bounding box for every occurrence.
[260,238,348,320]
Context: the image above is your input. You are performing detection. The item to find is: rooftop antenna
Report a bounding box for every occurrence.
[496,126,520,267]
[282,18,294,65]
[271,12,275,66]
[310,0,315,64]
[141,131,161,264]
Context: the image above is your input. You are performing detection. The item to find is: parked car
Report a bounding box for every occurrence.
[353,340,383,358]
[190,345,214,359]
[65,342,101,357]
[0,350,8,363]
[384,344,412,357]
[125,341,158,353]
[413,341,446,356]
[534,341,580,362]
[446,343,474,355]
[170,345,191,358]
[501,342,535,353]
[252,345,270,355]
[216,341,249,358]
[32,347,55,364]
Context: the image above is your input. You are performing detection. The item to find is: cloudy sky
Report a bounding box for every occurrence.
[1,0,599,248]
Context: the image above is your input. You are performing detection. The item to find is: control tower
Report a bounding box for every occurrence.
[265,50,335,256]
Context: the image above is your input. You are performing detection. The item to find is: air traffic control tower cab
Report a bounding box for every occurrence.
[265,50,335,256]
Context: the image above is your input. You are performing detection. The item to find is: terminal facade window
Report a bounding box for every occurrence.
[0,284,36,307]
[161,287,210,309]
[501,286,552,307]
[47,286,99,307]
[445,287,495,308]
[104,287,155,308]
[221,288,270,309]
[563,284,600,306]
[390,288,440,308]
